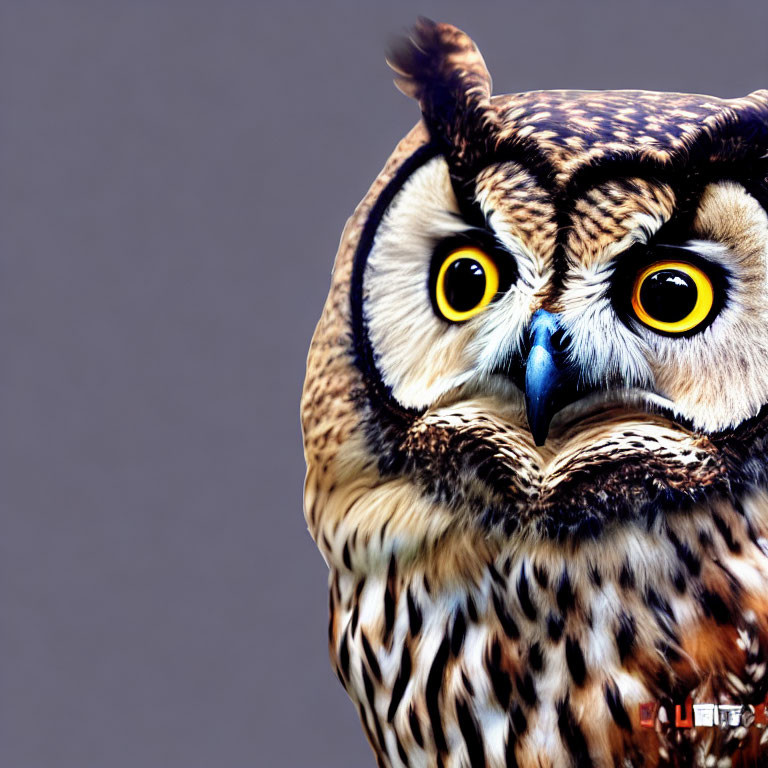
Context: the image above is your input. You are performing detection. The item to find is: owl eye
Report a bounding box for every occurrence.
[631,260,714,334]
[434,247,500,323]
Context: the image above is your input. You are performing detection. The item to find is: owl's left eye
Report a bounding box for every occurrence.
[433,247,500,323]
[631,260,715,334]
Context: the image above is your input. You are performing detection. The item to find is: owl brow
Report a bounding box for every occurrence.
[451,145,557,230]
[455,109,768,256]
[558,106,768,211]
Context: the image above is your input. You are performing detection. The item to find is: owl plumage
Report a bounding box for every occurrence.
[302,19,768,768]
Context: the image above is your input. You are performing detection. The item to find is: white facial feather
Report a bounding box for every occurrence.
[365,157,472,408]
[647,182,768,430]
[364,158,768,435]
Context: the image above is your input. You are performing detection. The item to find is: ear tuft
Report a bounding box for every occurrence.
[387,19,497,175]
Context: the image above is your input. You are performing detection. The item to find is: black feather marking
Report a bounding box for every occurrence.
[505,721,518,768]
[700,588,732,624]
[492,590,520,639]
[547,613,564,643]
[510,702,527,736]
[331,570,341,602]
[515,671,537,707]
[616,612,636,663]
[407,588,423,637]
[680,545,701,577]
[653,665,672,693]
[487,638,512,708]
[342,541,352,570]
[619,562,635,590]
[409,705,424,748]
[327,597,335,646]
[557,697,592,768]
[528,642,544,673]
[456,698,486,768]
[361,666,389,757]
[646,587,678,640]
[362,664,376,709]
[488,562,505,586]
[451,610,467,656]
[466,594,479,623]
[533,562,549,589]
[359,702,377,757]
[339,630,351,680]
[605,680,633,732]
[383,554,397,646]
[503,515,520,537]
[395,731,410,767]
[387,645,412,722]
[462,670,475,697]
[712,512,742,553]
[361,631,382,683]
[565,636,587,686]
[517,565,537,621]
[426,635,451,753]
[556,570,575,615]
[668,530,702,577]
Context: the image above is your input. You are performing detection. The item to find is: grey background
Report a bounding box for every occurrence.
[0,1,765,766]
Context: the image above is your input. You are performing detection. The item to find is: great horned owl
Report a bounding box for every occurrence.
[301,19,768,768]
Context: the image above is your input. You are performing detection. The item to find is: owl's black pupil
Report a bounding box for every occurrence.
[444,258,486,312]
[639,269,698,322]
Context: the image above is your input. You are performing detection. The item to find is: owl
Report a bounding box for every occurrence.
[301,18,768,768]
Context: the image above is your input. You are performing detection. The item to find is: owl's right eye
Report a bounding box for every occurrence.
[433,247,500,323]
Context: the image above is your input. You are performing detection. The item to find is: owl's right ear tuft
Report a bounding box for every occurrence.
[387,19,498,177]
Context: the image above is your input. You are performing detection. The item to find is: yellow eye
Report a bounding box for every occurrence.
[631,260,714,334]
[434,247,500,322]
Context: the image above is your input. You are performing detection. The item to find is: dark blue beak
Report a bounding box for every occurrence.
[524,310,572,446]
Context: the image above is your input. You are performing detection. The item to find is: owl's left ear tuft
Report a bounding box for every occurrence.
[387,19,498,176]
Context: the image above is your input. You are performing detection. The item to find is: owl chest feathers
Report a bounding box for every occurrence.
[323,487,768,768]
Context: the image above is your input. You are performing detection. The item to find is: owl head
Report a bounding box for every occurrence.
[302,19,768,561]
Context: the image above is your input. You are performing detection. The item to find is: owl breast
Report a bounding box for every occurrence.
[324,487,768,768]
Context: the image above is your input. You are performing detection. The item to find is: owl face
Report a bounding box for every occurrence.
[365,158,768,431]
[303,21,768,548]
[319,24,768,541]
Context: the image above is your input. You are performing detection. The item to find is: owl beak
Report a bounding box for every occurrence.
[524,310,571,446]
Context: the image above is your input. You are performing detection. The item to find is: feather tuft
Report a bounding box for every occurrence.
[386,19,498,179]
